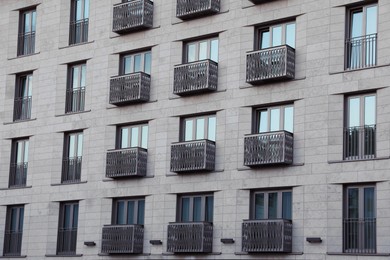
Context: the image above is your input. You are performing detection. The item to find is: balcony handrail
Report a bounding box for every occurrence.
[106,146,147,152]
[103,224,144,227]
[346,33,377,43]
[171,138,215,145]
[169,221,213,224]
[247,44,295,54]
[245,130,293,137]
[113,0,154,7]
[344,124,376,130]
[110,71,150,79]
[174,58,218,68]
[70,18,89,26]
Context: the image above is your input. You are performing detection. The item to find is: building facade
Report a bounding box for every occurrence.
[0,0,390,259]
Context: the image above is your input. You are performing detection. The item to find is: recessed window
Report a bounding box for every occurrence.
[18,8,36,56]
[183,114,216,142]
[13,73,33,121]
[178,194,214,222]
[9,139,29,188]
[255,105,294,133]
[121,51,152,75]
[62,132,83,183]
[69,0,89,45]
[251,190,292,220]
[57,201,79,255]
[257,22,296,49]
[118,124,148,149]
[3,205,24,256]
[113,198,145,225]
[185,38,219,63]
[66,63,86,113]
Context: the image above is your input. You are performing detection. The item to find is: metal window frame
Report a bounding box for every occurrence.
[345,93,376,127]
[58,201,79,230]
[70,0,88,22]
[257,21,296,50]
[181,114,217,142]
[16,73,33,99]
[12,139,29,164]
[120,50,152,75]
[116,123,148,149]
[64,132,83,159]
[250,189,292,220]
[68,63,87,90]
[19,9,36,34]
[111,197,145,225]
[5,205,24,233]
[347,3,378,39]
[184,37,219,63]
[254,104,294,134]
[177,194,214,222]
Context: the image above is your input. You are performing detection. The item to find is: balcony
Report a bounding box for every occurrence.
[101,225,144,254]
[106,148,147,178]
[113,0,153,34]
[246,45,295,84]
[9,163,28,188]
[167,222,213,253]
[170,139,215,173]
[242,219,292,253]
[17,32,35,56]
[3,231,23,256]
[13,96,32,121]
[176,0,220,20]
[57,228,78,255]
[248,0,273,4]
[244,131,293,167]
[65,87,85,113]
[109,72,150,105]
[343,218,376,254]
[345,33,377,70]
[61,157,82,183]
[344,125,376,161]
[69,18,88,45]
[173,59,218,96]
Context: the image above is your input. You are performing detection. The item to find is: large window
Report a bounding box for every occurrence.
[121,51,151,75]
[182,115,216,142]
[257,22,296,49]
[255,105,294,133]
[251,190,292,220]
[344,185,376,254]
[3,205,24,256]
[118,124,148,149]
[57,202,79,255]
[112,198,145,225]
[69,0,89,45]
[9,139,29,188]
[66,63,86,113]
[346,4,377,69]
[18,9,36,56]
[178,194,214,222]
[13,73,32,121]
[62,132,83,183]
[344,94,376,160]
[185,38,219,63]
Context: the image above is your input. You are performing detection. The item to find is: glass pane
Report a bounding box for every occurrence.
[208,117,216,142]
[72,67,80,89]
[24,13,31,33]
[69,135,76,157]
[21,78,27,97]
[193,197,202,221]
[24,141,29,162]
[272,26,282,47]
[121,128,129,148]
[181,198,190,222]
[137,200,145,225]
[348,98,360,127]
[127,201,135,224]
[286,23,296,48]
[366,6,377,35]
[187,44,196,62]
[81,65,86,87]
[284,107,294,132]
[131,127,139,147]
[144,52,151,74]
[351,10,363,38]
[196,118,205,140]
[364,187,375,218]
[134,55,141,72]
[27,75,33,96]
[260,31,270,49]
[348,188,359,219]
[116,201,125,224]
[84,0,89,19]
[76,0,82,20]
[16,142,23,163]
[31,11,37,32]
[72,204,78,228]
[270,108,280,131]
[124,56,132,74]
[199,41,208,60]
[210,39,219,62]
[77,134,83,157]
[185,120,193,141]
[282,192,292,219]
[364,96,376,125]
[258,110,268,133]
[254,193,264,219]
[268,193,278,219]
[19,208,24,231]
[205,196,214,222]
[64,205,71,228]
[141,126,148,149]
[10,208,18,231]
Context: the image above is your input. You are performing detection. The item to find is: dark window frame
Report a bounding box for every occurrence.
[3,205,24,256]
[9,138,29,188]
[116,123,148,149]
[69,0,89,45]
[111,197,145,225]
[65,62,86,113]
[17,8,36,56]
[255,21,296,50]
[62,131,83,183]
[250,189,293,220]
[180,114,217,142]
[253,104,294,134]
[176,193,214,222]
[183,37,219,63]
[57,201,79,255]
[13,73,33,121]
[119,50,152,75]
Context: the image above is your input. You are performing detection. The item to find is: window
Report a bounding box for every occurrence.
[57,202,79,255]
[182,115,216,142]
[251,190,292,220]
[62,132,83,183]
[69,0,89,45]
[118,124,148,149]
[9,139,29,188]
[13,73,32,121]
[255,105,294,133]
[344,185,376,254]
[66,63,86,113]
[112,198,145,225]
[185,38,219,63]
[344,94,376,160]
[18,9,36,56]
[257,22,296,49]
[3,205,24,256]
[178,194,214,222]
[121,51,152,75]
[346,4,377,69]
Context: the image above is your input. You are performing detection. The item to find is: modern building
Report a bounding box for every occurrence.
[0,0,389,259]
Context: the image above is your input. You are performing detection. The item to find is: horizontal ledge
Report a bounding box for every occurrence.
[162,252,222,255]
[0,185,32,191]
[237,163,304,171]
[329,63,390,75]
[55,110,92,117]
[45,254,83,257]
[239,76,306,89]
[102,175,155,182]
[0,256,27,258]
[8,52,41,60]
[171,10,230,26]
[58,41,95,50]
[106,100,158,109]
[166,169,224,176]
[51,181,87,186]
[235,251,303,255]
[328,156,390,164]
[3,118,37,125]
[109,26,161,39]
[327,252,390,256]
[169,89,227,100]
[98,253,151,257]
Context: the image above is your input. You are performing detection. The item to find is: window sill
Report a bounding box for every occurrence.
[3,118,37,125]
[328,156,390,164]
[162,252,221,255]
[51,181,87,186]
[329,63,390,75]
[59,41,94,50]
[0,255,27,258]
[45,254,82,257]
[235,251,303,255]
[98,253,151,256]
[166,169,224,176]
[55,110,91,117]
[0,186,32,191]
[8,52,40,60]
[327,252,390,256]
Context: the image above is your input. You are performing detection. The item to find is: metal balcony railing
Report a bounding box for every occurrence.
[65,87,85,113]
[167,222,213,253]
[246,45,295,84]
[3,231,23,256]
[244,131,293,166]
[101,225,144,254]
[170,139,216,173]
[242,219,292,253]
[345,33,377,70]
[109,72,150,105]
[69,19,88,45]
[13,96,32,121]
[106,148,147,178]
[17,32,35,56]
[113,0,153,34]
[343,218,376,254]
[176,0,220,20]
[9,163,28,188]
[57,228,78,255]
[173,59,218,96]
[344,125,376,161]
[61,157,82,183]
